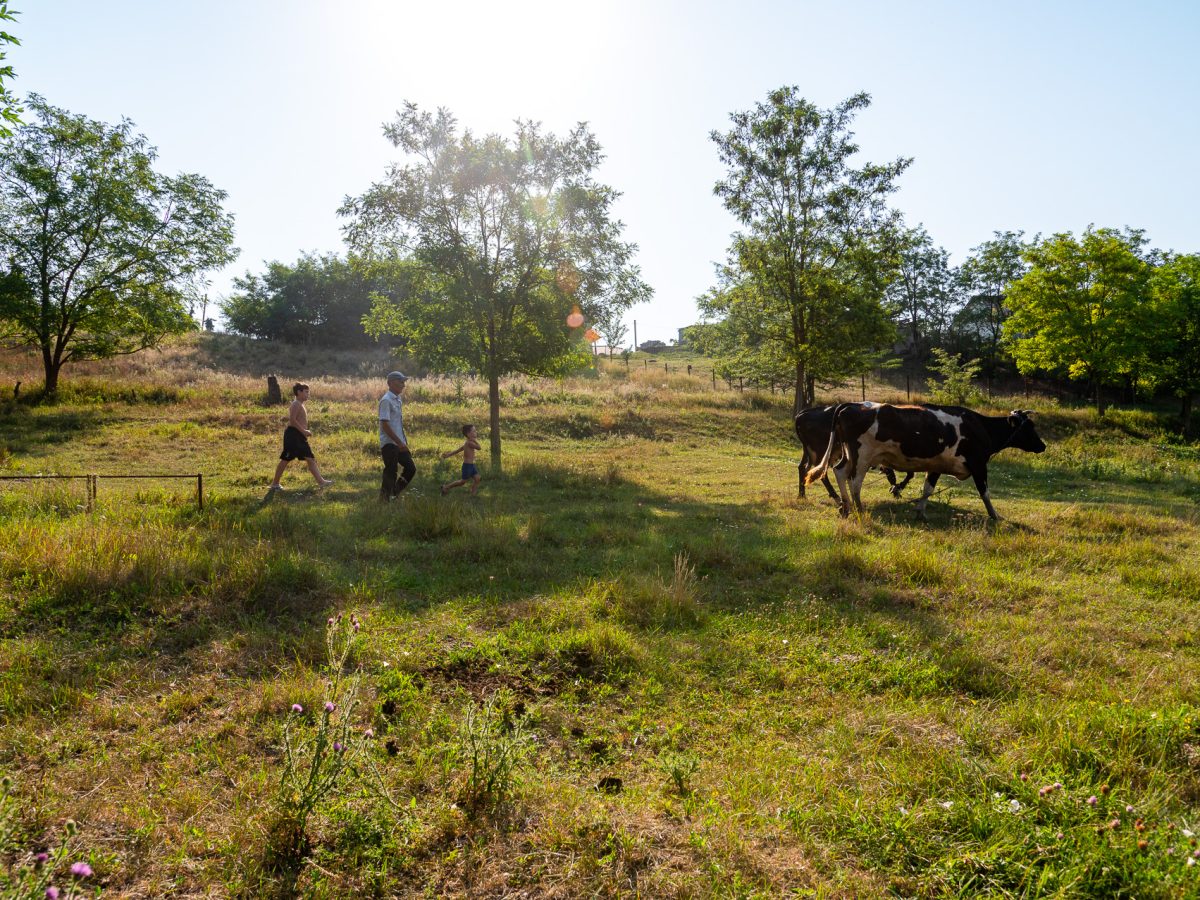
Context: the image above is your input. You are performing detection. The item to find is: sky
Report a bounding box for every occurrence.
[10,0,1200,344]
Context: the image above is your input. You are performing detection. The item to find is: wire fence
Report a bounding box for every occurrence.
[0,473,204,510]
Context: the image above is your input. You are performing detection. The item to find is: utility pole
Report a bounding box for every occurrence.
[633,320,638,352]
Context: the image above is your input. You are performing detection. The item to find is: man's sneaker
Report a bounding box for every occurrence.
[318,479,333,487]
[268,483,284,492]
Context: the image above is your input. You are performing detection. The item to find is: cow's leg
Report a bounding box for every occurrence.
[832,459,852,517]
[915,473,940,521]
[848,458,868,516]
[797,460,807,498]
[971,468,1000,520]
[891,471,914,498]
[821,471,841,502]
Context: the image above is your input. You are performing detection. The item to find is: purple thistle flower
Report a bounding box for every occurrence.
[364,728,374,738]
[35,852,49,865]
[333,741,344,752]
[70,861,93,878]
[327,617,335,625]
[291,704,303,714]
[45,888,60,899]
[1087,795,1098,806]
[324,701,336,713]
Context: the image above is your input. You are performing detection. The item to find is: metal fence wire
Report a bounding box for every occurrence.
[0,473,204,510]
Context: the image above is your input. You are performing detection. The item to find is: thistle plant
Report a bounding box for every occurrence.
[271,613,369,862]
[1,776,99,898]
[457,693,531,817]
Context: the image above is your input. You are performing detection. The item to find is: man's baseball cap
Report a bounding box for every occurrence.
[386,371,408,382]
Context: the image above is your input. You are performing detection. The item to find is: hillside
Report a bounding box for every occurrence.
[1,336,1199,898]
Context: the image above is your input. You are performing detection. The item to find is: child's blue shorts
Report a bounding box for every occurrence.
[462,463,479,480]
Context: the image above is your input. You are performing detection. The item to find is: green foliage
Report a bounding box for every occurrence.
[656,750,700,796]
[888,224,959,356]
[0,3,19,137]
[0,96,236,394]
[708,88,909,409]
[221,253,414,348]
[927,348,983,406]
[952,230,1029,377]
[1004,227,1152,415]
[344,102,652,470]
[1147,253,1200,435]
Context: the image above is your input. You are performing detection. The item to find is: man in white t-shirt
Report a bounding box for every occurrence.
[379,371,415,500]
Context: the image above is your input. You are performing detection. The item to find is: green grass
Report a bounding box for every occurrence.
[1,337,1199,896]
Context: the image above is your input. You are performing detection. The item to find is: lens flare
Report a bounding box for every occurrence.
[566,304,584,328]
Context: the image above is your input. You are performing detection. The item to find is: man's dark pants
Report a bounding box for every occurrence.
[381,444,416,498]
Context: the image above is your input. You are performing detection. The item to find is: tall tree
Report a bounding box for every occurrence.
[1148,253,1200,435]
[0,96,237,395]
[887,224,958,357]
[1003,227,1151,415]
[710,88,909,411]
[953,230,1028,381]
[344,103,651,471]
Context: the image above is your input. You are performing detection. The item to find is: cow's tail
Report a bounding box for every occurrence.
[804,403,848,486]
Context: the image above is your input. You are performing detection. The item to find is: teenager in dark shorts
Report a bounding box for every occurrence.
[269,382,333,491]
[440,424,482,495]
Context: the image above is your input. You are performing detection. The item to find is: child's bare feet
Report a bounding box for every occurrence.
[318,478,333,487]
[440,484,448,495]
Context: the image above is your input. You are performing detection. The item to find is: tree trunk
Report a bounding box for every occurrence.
[488,367,502,474]
[1182,393,1195,438]
[1095,381,1107,418]
[42,347,60,396]
[793,359,807,414]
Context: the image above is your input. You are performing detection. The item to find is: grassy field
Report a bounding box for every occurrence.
[1,335,1200,898]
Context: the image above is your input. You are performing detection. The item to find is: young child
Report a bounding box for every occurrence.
[269,382,333,491]
[441,424,482,495]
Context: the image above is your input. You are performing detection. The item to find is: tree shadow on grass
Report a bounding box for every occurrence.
[1,457,1020,718]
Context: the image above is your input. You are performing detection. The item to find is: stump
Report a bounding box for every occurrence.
[267,375,283,405]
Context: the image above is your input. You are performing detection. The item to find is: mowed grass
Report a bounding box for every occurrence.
[1,336,1200,897]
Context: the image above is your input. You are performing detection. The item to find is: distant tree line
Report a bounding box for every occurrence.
[693,88,1200,434]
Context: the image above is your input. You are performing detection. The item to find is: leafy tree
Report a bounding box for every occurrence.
[0,96,236,394]
[926,348,982,406]
[953,230,1029,381]
[1003,227,1151,415]
[1148,253,1200,435]
[887,224,958,357]
[696,244,895,395]
[221,253,408,347]
[344,103,651,471]
[592,306,628,356]
[0,2,20,137]
[710,88,909,411]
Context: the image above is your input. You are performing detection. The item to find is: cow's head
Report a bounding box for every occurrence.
[1008,410,1047,453]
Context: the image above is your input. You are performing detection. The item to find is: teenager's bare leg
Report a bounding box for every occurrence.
[441,478,467,495]
[270,459,289,488]
[469,475,481,495]
[305,458,332,486]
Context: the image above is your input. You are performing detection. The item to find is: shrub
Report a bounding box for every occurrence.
[927,349,983,406]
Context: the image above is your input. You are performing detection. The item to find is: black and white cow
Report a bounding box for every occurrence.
[806,404,1046,520]
[794,404,914,502]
